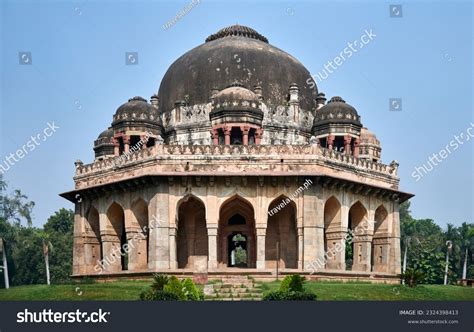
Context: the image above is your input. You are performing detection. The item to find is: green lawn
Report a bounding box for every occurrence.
[0,280,473,301]
[260,281,474,301]
[0,280,150,301]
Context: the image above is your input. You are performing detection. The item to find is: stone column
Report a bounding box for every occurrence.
[113,137,120,156]
[351,235,372,272]
[344,135,352,155]
[324,231,346,270]
[207,225,218,270]
[372,237,390,272]
[210,128,219,145]
[100,230,122,273]
[297,226,304,270]
[123,135,130,154]
[148,188,170,270]
[256,227,266,269]
[389,202,401,273]
[72,203,85,275]
[327,135,335,150]
[241,126,250,145]
[224,126,232,145]
[255,128,263,145]
[353,138,360,157]
[169,226,178,269]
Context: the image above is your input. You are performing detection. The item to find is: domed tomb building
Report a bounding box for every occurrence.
[61,25,412,282]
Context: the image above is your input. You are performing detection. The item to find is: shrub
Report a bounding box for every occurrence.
[181,278,203,300]
[402,268,425,287]
[139,274,203,301]
[263,290,317,301]
[151,274,169,291]
[280,275,305,292]
[164,276,187,300]
[140,289,179,301]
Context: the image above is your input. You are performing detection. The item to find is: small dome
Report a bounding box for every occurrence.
[97,128,113,139]
[313,96,361,126]
[213,84,260,105]
[360,127,380,146]
[112,96,160,126]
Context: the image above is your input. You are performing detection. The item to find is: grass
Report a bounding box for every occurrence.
[0,280,473,301]
[0,280,150,301]
[260,281,474,301]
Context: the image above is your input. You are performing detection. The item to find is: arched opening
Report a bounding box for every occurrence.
[228,233,248,267]
[177,196,208,270]
[347,201,369,271]
[218,196,256,268]
[131,198,149,269]
[85,206,102,266]
[324,196,342,269]
[106,202,128,271]
[266,196,298,269]
[372,205,389,272]
[230,127,243,145]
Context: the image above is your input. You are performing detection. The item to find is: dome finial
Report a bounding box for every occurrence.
[205,25,269,43]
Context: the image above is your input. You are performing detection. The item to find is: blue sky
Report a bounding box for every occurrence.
[0,0,472,228]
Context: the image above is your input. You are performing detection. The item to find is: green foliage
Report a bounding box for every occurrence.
[400,200,474,284]
[263,290,317,301]
[280,275,305,292]
[0,180,73,288]
[151,274,169,291]
[402,268,425,287]
[181,278,203,300]
[163,276,186,300]
[139,289,179,301]
[266,274,315,300]
[140,275,203,301]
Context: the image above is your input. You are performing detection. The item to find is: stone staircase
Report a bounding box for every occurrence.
[203,276,263,301]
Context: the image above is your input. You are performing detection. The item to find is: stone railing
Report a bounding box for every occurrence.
[75,144,398,177]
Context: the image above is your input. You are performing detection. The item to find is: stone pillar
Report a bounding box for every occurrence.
[148,188,170,270]
[123,135,130,154]
[100,230,122,273]
[372,237,390,272]
[224,126,232,145]
[297,226,304,270]
[302,184,325,273]
[113,137,120,156]
[207,225,218,270]
[327,135,335,150]
[353,138,360,157]
[255,128,263,145]
[241,126,250,145]
[210,128,219,145]
[72,203,85,275]
[169,226,177,269]
[389,202,401,273]
[344,135,352,155]
[351,235,372,272]
[256,227,266,269]
[324,230,346,270]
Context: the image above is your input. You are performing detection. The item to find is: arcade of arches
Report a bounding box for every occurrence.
[73,178,401,281]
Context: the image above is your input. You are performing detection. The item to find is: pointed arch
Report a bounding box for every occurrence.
[323,196,342,269]
[106,202,128,271]
[347,201,370,271]
[177,195,208,270]
[218,195,256,268]
[85,206,102,266]
[266,195,297,269]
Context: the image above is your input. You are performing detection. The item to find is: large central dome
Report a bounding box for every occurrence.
[158,25,318,112]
